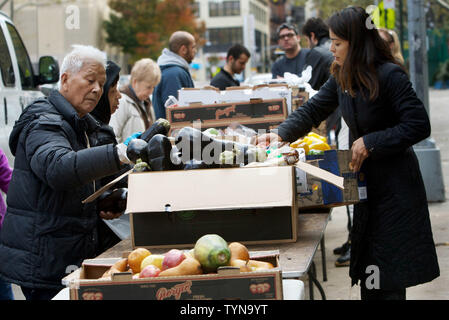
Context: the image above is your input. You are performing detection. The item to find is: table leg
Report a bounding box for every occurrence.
[308,261,327,300]
[321,236,327,282]
[308,269,314,300]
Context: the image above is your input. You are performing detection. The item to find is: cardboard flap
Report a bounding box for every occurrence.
[82,168,133,204]
[295,161,344,190]
[111,272,133,282]
[62,267,81,288]
[126,166,295,213]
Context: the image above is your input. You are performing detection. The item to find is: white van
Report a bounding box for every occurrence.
[0,11,59,166]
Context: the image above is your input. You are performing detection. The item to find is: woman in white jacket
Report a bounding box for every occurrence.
[110,58,161,143]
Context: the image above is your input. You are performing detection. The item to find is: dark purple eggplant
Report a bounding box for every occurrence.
[140,118,171,142]
[145,134,179,171]
[97,188,128,213]
[126,138,148,163]
[174,127,258,165]
[184,159,220,170]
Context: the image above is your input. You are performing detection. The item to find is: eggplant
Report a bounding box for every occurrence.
[126,138,148,163]
[175,127,264,165]
[133,159,151,172]
[146,134,179,171]
[97,188,128,213]
[175,127,235,165]
[184,159,220,170]
[140,118,171,142]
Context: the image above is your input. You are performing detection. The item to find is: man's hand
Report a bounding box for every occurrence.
[255,132,283,148]
[99,210,123,220]
[350,137,369,173]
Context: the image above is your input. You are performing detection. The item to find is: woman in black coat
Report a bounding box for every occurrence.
[258,7,440,300]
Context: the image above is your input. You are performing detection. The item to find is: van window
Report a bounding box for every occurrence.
[0,26,15,87]
[6,22,35,89]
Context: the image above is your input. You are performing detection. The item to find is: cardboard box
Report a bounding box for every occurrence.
[177,85,292,113]
[166,98,287,135]
[126,166,297,249]
[169,118,285,138]
[63,252,283,300]
[297,150,367,209]
[290,86,309,112]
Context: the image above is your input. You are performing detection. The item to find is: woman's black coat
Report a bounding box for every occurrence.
[90,61,131,255]
[277,62,440,290]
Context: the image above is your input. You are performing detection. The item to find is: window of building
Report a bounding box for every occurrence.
[250,2,267,23]
[204,27,243,53]
[209,1,240,17]
[192,2,200,18]
[6,23,35,90]
[0,27,15,87]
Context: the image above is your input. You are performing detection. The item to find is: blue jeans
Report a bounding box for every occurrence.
[0,279,14,300]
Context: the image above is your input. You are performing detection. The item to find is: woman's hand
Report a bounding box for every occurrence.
[350,137,369,172]
[255,132,283,148]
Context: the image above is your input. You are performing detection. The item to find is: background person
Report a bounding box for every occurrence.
[90,60,132,254]
[152,31,197,119]
[301,17,334,91]
[257,7,440,300]
[302,17,351,265]
[110,58,161,143]
[0,148,13,300]
[378,28,405,65]
[271,23,310,79]
[0,45,131,300]
[210,44,251,90]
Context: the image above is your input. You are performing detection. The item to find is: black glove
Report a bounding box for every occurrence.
[97,188,128,214]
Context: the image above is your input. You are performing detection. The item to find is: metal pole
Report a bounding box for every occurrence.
[399,0,404,53]
[10,0,13,20]
[407,0,429,114]
[0,0,9,10]
[408,0,446,202]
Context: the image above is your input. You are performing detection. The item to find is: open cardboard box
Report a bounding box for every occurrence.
[127,166,299,249]
[298,150,366,209]
[166,98,288,136]
[84,155,345,249]
[62,251,283,300]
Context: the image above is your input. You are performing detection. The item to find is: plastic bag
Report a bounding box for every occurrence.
[103,214,130,240]
[224,123,258,145]
[164,95,178,108]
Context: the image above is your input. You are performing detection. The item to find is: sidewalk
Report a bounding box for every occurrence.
[304,89,449,300]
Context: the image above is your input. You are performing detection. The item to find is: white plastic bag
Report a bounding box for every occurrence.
[103,214,130,240]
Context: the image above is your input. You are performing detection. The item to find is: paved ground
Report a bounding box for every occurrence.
[10,90,449,300]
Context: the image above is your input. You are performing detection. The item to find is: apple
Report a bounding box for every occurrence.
[141,254,165,271]
[139,265,161,278]
[162,249,186,270]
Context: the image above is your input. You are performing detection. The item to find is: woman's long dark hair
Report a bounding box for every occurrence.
[328,7,400,101]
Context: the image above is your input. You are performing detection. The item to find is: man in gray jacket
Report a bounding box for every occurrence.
[152,31,197,119]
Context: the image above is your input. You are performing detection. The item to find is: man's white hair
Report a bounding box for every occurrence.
[58,44,107,88]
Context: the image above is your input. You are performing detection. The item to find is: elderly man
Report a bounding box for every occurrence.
[0,45,130,300]
[152,31,197,119]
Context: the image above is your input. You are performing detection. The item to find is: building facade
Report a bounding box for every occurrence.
[194,0,271,84]
[3,0,271,84]
[1,0,124,73]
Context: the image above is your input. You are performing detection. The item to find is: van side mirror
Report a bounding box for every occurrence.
[38,56,59,85]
